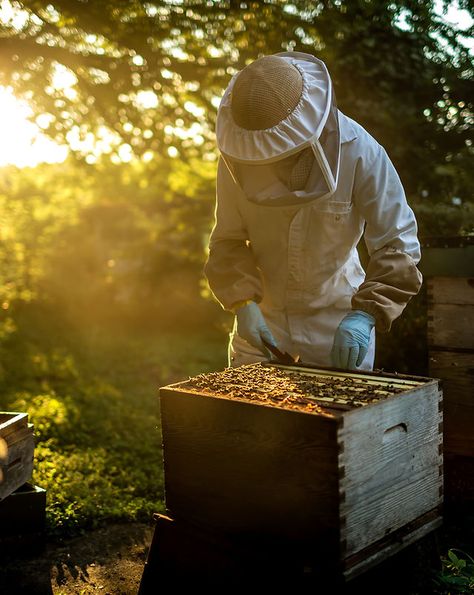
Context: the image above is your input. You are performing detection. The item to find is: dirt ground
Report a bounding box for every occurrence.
[0,460,473,595]
[0,509,472,595]
[0,522,154,595]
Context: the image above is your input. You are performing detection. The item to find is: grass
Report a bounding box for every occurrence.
[0,303,228,536]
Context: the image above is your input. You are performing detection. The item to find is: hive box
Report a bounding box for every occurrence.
[0,412,35,501]
[422,237,474,459]
[159,364,443,580]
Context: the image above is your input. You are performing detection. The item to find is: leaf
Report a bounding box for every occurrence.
[448,549,461,564]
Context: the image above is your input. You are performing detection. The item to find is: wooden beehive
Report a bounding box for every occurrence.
[159,363,443,580]
[0,413,35,501]
[422,237,474,459]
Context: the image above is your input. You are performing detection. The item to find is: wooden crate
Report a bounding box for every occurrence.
[426,276,474,457]
[0,413,35,501]
[421,238,474,503]
[159,364,443,580]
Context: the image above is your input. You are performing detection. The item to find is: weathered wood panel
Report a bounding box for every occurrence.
[339,384,442,557]
[0,413,35,501]
[429,351,474,457]
[426,271,474,460]
[159,364,443,576]
[160,388,340,550]
[427,277,474,305]
[427,304,474,349]
[343,511,442,581]
[429,351,474,399]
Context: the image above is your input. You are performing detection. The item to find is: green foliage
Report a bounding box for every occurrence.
[0,303,227,536]
[414,200,474,238]
[435,549,474,594]
[0,0,472,206]
[0,156,218,328]
[0,162,94,306]
[0,156,226,535]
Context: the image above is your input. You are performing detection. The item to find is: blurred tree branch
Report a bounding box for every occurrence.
[0,0,472,205]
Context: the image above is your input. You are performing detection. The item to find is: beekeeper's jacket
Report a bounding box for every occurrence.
[205,52,422,368]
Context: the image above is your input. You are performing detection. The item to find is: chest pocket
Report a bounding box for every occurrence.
[297,198,358,291]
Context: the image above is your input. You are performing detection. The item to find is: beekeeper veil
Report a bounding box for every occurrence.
[216,52,340,206]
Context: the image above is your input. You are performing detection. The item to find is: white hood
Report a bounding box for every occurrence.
[216,51,341,206]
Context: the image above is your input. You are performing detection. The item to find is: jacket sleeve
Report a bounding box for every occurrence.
[351,142,423,332]
[204,158,263,311]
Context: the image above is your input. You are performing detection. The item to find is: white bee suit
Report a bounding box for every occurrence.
[205,52,422,369]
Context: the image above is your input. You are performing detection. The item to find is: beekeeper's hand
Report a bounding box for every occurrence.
[331,310,375,370]
[235,301,277,356]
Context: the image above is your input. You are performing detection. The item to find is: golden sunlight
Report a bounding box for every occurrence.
[0,86,68,167]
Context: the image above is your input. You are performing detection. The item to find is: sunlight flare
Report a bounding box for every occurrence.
[0,86,68,167]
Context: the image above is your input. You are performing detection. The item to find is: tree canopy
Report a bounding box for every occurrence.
[0,0,472,204]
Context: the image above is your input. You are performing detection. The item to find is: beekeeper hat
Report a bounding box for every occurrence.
[216,51,341,204]
[231,55,304,131]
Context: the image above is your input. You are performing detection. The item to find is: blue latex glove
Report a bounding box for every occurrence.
[235,301,277,356]
[331,310,376,370]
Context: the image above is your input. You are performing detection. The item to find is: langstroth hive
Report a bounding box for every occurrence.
[159,363,443,580]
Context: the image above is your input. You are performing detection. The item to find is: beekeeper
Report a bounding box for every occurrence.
[204,51,422,370]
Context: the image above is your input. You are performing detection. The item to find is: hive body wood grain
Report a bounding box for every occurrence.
[427,276,474,457]
[159,364,443,578]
